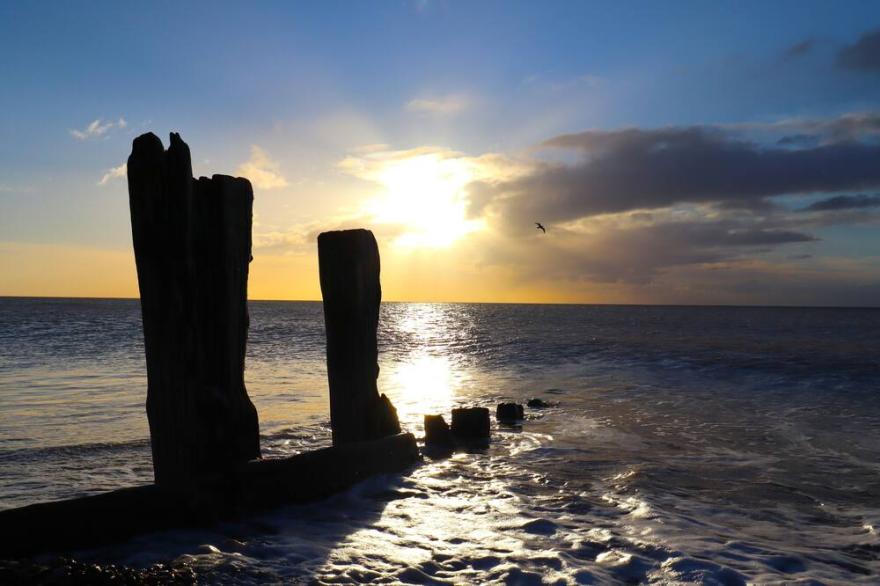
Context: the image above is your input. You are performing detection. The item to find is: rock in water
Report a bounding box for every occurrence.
[527,398,551,409]
[318,229,401,445]
[377,393,401,437]
[451,407,490,439]
[496,403,524,422]
[424,414,454,448]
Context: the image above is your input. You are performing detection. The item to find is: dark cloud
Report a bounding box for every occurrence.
[716,198,781,212]
[631,221,816,250]
[477,124,880,226]
[645,263,880,307]
[720,229,816,246]
[732,112,880,145]
[460,113,880,303]
[474,212,878,304]
[776,134,819,148]
[481,218,817,286]
[837,28,880,72]
[801,193,880,212]
[799,112,880,142]
[784,38,816,59]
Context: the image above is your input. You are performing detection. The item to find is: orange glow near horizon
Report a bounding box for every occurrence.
[0,241,608,304]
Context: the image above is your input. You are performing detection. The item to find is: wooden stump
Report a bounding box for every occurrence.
[127,132,260,488]
[318,229,401,445]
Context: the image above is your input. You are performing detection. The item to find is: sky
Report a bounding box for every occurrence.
[1,1,880,305]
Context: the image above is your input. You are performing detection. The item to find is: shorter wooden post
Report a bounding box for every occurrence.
[318,229,401,445]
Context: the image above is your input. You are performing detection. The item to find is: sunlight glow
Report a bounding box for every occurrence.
[384,354,456,426]
[378,303,472,426]
[365,154,483,248]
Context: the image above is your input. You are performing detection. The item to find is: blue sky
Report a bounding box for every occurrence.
[1,1,879,304]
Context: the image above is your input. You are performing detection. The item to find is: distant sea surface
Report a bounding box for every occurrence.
[1,297,879,584]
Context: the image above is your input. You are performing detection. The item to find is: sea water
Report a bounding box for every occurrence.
[1,298,879,583]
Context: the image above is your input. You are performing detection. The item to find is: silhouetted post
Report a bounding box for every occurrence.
[318,229,401,445]
[128,132,260,488]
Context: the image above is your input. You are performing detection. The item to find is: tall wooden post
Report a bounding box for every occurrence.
[128,132,260,488]
[318,229,401,445]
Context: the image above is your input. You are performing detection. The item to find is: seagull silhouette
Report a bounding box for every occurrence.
[535,222,546,234]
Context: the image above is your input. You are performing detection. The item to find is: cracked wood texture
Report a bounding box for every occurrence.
[127,132,260,488]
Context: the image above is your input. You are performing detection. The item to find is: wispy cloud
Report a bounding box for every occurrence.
[338,145,531,185]
[801,194,880,212]
[521,73,604,93]
[253,230,308,252]
[783,38,817,60]
[236,146,289,190]
[0,183,34,194]
[70,117,127,141]
[98,162,127,186]
[405,94,471,116]
[731,111,880,143]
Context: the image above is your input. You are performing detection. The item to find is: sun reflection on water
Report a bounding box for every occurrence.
[379,304,474,431]
[382,353,469,432]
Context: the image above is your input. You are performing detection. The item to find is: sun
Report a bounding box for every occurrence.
[364,153,483,248]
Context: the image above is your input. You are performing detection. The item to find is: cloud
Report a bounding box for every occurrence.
[339,145,532,184]
[405,94,471,115]
[802,193,880,212]
[470,214,877,305]
[326,113,876,289]
[236,146,289,189]
[784,38,816,59]
[639,257,880,307]
[252,230,308,252]
[837,28,880,72]
[306,113,880,304]
[731,112,880,143]
[521,73,604,93]
[98,162,127,186]
[776,134,819,148]
[472,210,820,286]
[70,117,127,140]
[473,120,880,227]
[350,143,391,154]
[0,183,34,194]
[336,145,532,248]
[417,112,880,296]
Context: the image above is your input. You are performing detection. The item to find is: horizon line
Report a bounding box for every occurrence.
[1,294,878,310]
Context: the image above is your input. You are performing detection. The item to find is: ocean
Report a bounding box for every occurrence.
[1,297,879,584]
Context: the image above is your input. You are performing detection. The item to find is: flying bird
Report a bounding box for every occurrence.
[535,222,546,234]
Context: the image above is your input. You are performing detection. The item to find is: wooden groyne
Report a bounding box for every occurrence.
[0,433,417,557]
[0,133,418,558]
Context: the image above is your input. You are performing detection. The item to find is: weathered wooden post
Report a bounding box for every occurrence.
[318,229,401,444]
[128,132,261,488]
